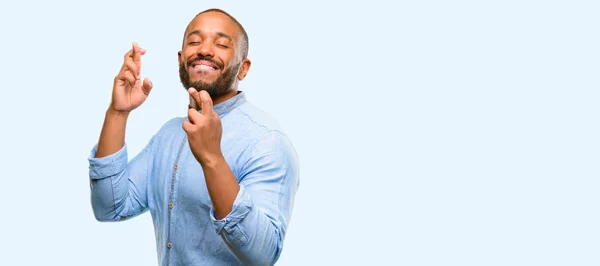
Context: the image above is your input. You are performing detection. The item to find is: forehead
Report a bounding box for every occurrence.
[185,12,239,39]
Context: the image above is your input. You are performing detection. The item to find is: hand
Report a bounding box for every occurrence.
[110,42,153,113]
[183,88,224,165]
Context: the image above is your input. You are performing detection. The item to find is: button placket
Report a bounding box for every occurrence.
[165,136,187,266]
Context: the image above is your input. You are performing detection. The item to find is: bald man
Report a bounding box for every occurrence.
[88,8,299,265]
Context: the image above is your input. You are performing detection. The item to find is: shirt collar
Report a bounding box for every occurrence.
[208,91,247,117]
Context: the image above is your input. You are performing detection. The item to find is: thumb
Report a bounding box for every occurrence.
[142,78,153,95]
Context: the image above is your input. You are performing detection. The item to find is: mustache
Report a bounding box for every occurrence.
[187,56,224,69]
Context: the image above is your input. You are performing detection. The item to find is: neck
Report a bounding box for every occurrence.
[189,88,239,110]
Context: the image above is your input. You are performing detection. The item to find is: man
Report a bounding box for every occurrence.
[87,8,299,266]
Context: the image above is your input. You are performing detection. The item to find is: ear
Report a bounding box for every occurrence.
[177,51,182,65]
[237,58,252,81]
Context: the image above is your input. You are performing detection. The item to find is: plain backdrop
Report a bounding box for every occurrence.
[0,0,599,265]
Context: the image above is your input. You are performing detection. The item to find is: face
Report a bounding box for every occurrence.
[178,11,250,99]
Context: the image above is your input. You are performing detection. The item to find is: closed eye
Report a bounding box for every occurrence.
[217,44,228,49]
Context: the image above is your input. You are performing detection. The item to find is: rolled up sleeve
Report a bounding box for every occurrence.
[89,143,129,180]
[210,184,253,235]
[88,135,156,222]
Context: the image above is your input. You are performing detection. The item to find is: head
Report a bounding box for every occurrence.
[178,9,251,102]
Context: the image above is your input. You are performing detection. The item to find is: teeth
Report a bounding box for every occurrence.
[194,65,215,71]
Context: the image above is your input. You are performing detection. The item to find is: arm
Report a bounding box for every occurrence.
[88,109,158,222]
[88,125,157,222]
[183,90,300,264]
[95,108,129,158]
[207,131,300,265]
[88,42,155,222]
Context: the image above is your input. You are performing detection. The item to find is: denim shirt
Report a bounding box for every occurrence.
[87,92,300,265]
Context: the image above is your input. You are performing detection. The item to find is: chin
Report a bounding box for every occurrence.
[191,74,218,83]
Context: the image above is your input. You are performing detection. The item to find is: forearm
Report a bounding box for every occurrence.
[201,155,240,220]
[95,108,130,158]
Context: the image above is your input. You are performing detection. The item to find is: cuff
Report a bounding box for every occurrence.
[210,184,253,235]
[88,144,128,180]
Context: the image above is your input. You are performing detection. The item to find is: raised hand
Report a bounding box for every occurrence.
[110,42,153,112]
[182,88,224,165]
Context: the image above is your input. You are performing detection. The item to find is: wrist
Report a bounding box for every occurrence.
[198,152,226,169]
[106,107,131,118]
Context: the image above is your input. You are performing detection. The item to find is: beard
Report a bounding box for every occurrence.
[179,56,241,99]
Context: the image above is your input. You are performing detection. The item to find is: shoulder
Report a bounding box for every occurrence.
[229,102,299,167]
[228,100,287,136]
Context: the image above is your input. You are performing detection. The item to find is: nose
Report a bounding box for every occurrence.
[196,41,214,58]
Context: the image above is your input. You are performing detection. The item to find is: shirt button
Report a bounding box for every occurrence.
[174,163,178,169]
[167,242,172,248]
[169,202,174,209]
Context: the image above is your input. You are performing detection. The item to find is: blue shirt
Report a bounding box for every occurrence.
[87,92,300,265]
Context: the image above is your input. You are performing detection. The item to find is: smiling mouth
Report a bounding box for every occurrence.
[194,64,218,72]
[190,60,220,72]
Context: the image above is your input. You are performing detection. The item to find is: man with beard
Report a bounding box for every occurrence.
[87,8,299,266]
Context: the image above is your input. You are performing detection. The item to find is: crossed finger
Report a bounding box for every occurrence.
[188,88,214,117]
[121,43,146,85]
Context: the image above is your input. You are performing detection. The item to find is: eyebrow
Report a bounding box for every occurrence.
[187,29,232,42]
